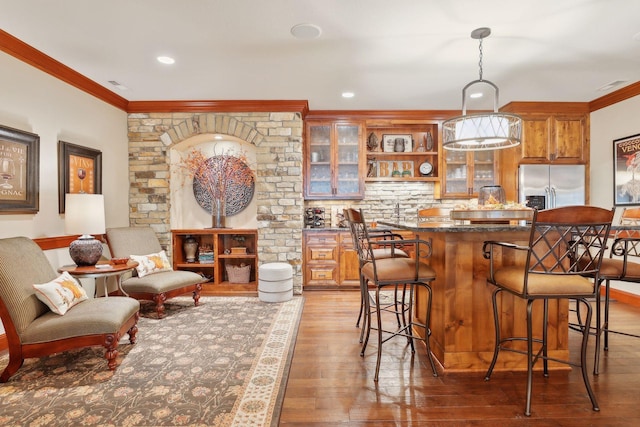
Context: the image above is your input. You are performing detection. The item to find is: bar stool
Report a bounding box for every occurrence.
[574,207,640,374]
[483,206,614,416]
[343,208,409,343]
[345,208,438,381]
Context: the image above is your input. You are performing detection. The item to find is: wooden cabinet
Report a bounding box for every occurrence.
[171,229,258,295]
[497,102,590,202]
[338,233,360,287]
[304,120,365,200]
[303,229,412,289]
[442,150,499,198]
[303,230,361,289]
[519,114,586,163]
[303,231,339,288]
[364,121,440,183]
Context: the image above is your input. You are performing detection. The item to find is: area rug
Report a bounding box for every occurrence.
[0,296,304,427]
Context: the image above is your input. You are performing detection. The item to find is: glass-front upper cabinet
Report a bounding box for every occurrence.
[305,121,364,200]
[442,150,498,198]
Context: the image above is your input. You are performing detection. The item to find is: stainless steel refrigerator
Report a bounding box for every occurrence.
[518,164,585,209]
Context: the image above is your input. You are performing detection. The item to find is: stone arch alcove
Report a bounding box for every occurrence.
[169,134,258,230]
[127,111,304,293]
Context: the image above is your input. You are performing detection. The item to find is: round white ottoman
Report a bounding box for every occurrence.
[259,262,293,303]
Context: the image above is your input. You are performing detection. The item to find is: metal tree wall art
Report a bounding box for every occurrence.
[178,146,255,227]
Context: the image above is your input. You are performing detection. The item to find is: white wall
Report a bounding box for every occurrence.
[0,52,130,333]
[591,93,640,295]
[0,51,130,240]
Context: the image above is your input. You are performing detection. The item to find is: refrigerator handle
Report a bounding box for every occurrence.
[545,186,551,208]
[550,186,557,208]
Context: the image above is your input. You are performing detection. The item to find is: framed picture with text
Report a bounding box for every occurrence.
[0,125,40,214]
[614,133,640,206]
[58,141,102,213]
[382,134,413,153]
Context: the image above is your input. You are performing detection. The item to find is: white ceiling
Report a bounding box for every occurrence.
[1,0,640,111]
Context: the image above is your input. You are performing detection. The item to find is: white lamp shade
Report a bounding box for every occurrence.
[65,193,106,236]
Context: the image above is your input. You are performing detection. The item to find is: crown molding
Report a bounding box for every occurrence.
[127,100,309,116]
[3,28,639,116]
[589,81,640,112]
[500,102,590,114]
[306,110,459,121]
[0,29,129,111]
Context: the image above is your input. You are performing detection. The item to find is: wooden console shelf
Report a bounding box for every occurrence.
[171,229,258,295]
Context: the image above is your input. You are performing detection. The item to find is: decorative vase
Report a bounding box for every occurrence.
[425,131,434,151]
[183,235,198,263]
[211,196,226,228]
[393,138,406,152]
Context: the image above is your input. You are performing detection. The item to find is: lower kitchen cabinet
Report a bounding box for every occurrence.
[303,229,410,289]
[304,230,361,289]
[303,231,340,288]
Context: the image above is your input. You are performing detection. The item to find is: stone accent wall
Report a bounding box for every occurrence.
[127,112,304,293]
[305,182,460,227]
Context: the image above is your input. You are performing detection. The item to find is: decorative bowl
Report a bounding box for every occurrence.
[110,257,129,265]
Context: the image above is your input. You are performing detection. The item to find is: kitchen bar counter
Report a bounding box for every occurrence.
[379,220,569,373]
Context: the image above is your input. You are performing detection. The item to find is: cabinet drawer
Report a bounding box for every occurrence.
[307,246,337,261]
[305,232,339,246]
[306,265,338,286]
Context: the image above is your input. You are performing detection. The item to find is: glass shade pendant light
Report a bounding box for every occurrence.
[442,27,522,151]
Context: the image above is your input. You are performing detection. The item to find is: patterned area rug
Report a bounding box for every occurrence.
[0,296,304,426]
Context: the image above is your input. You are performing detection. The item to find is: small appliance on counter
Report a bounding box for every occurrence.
[305,207,325,228]
[478,185,506,206]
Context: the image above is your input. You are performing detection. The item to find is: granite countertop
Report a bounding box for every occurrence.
[377,220,530,232]
[302,222,530,233]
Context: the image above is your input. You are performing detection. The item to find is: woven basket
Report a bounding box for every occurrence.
[226,264,251,283]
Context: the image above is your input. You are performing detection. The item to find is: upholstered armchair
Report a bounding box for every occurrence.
[106,227,204,318]
[0,236,140,382]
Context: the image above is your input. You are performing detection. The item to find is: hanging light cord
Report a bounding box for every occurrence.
[478,38,484,81]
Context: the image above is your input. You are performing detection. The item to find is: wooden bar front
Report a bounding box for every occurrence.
[380,222,569,373]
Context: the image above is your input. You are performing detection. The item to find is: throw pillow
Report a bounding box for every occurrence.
[130,250,172,278]
[33,271,88,315]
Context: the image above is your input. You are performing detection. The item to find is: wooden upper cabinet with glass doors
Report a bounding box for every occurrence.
[442,150,499,198]
[304,121,365,200]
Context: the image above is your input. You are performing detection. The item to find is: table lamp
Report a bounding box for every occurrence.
[65,193,105,266]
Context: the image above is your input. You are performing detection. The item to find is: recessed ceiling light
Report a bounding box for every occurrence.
[214,135,223,140]
[157,56,175,65]
[291,23,322,40]
[469,92,483,99]
[342,92,355,98]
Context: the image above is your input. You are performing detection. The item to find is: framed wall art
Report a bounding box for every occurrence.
[382,134,413,153]
[58,141,102,213]
[0,125,40,214]
[614,133,640,206]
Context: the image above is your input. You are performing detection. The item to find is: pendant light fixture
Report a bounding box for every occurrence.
[442,27,522,151]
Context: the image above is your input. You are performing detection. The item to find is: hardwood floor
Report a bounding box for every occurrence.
[280,290,640,426]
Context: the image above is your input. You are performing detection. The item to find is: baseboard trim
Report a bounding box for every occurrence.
[605,287,640,308]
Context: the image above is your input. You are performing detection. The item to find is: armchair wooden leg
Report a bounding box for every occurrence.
[154,293,167,318]
[0,355,24,383]
[193,283,202,306]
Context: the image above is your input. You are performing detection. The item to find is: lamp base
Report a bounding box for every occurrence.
[69,236,103,266]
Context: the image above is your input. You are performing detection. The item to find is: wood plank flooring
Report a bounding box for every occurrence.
[279,291,640,426]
